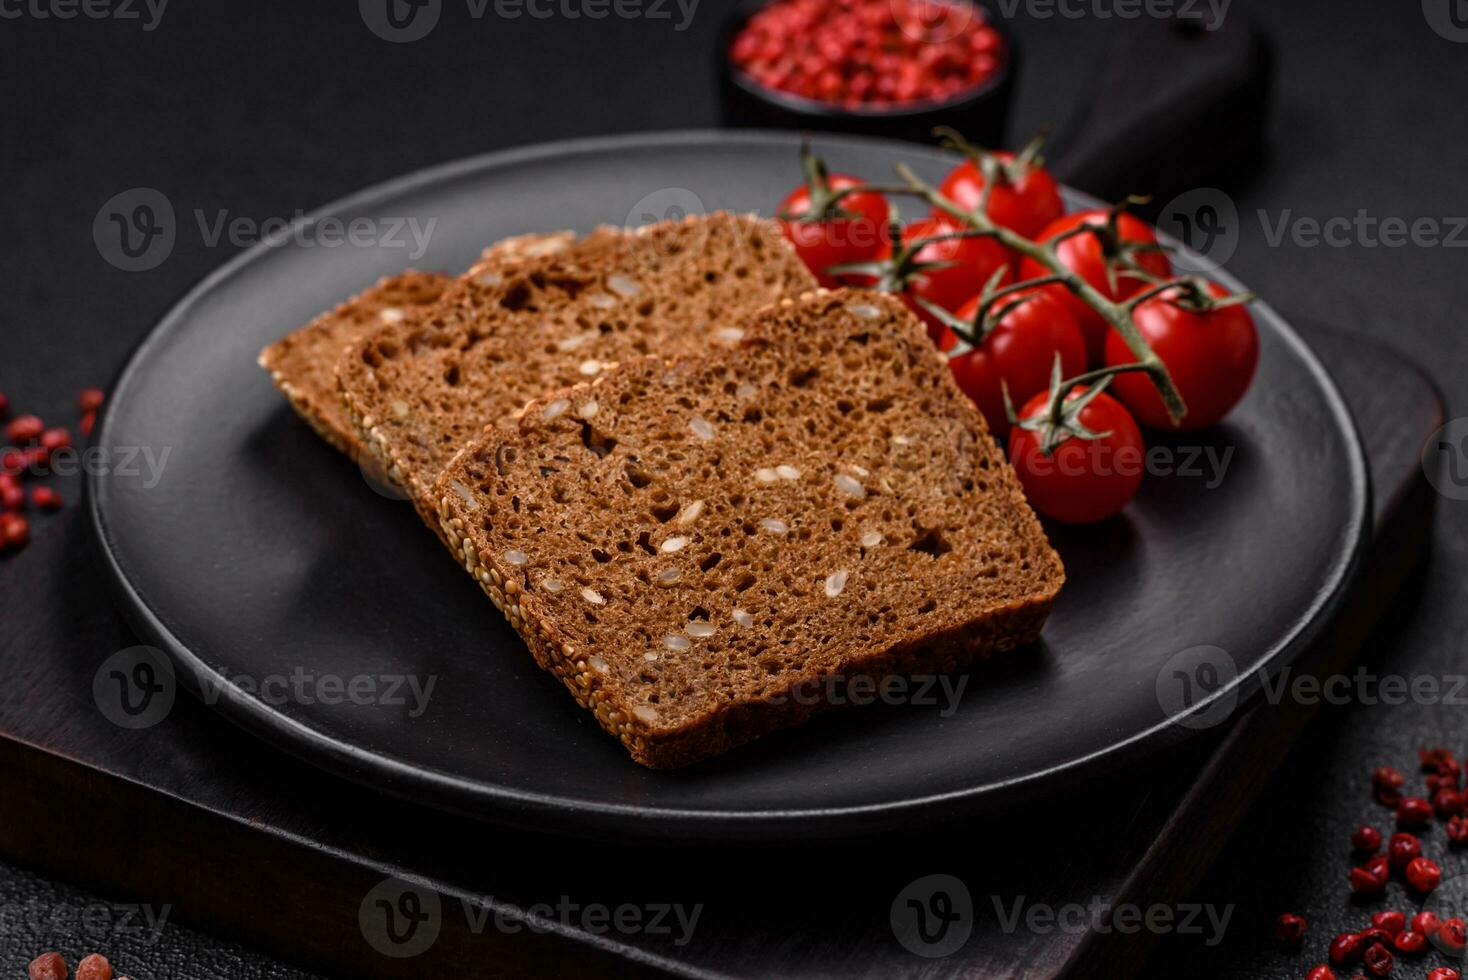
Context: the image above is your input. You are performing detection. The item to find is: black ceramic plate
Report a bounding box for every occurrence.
[90,131,1369,841]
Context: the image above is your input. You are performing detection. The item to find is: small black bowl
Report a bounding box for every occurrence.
[716,0,1019,147]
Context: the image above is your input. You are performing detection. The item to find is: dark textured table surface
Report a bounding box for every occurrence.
[2,0,1465,977]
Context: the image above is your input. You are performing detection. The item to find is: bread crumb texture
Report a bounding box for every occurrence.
[338,213,816,527]
[434,289,1065,767]
[257,231,579,457]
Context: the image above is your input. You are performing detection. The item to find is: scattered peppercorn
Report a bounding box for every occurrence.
[1373,766,1406,806]
[1449,814,1468,844]
[1397,795,1433,827]
[1429,968,1462,980]
[75,953,113,980]
[1351,826,1382,854]
[1404,855,1441,893]
[1412,910,1442,936]
[1329,931,1363,966]
[1361,941,1392,977]
[27,952,66,980]
[39,427,71,453]
[0,392,90,556]
[1369,910,1404,936]
[1387,832,1422,871]
[1349,865,1385,895]
[1435,788,1464,817]
[1,514,29,551]
[1276,912,1308,947]
[1422,746,1459,773]
[1392,928,1426,955]
[31,486,61,511]
[1306,966,1336,980]
[1440,917,1467,952]
[6,413,44,443]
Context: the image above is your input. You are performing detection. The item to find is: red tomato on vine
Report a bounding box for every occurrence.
[934,132,1064,240]
[1009,381,1146,524]
[945,287,1087,439]
[842,217,1013,345]
[1104,278,1258,431]
[1019,208,1172,361]
[777,149,890,287]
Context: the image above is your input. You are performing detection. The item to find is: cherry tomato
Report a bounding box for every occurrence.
[936,152,1064,240]
[778,174,890,287]
[1019,209,1172,362]
[947,289,1087,439]
[1009,386,1145,524]
[878,217,1013,344]
[1104,280,1259,431]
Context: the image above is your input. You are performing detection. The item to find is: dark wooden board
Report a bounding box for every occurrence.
[0,322,1439,979]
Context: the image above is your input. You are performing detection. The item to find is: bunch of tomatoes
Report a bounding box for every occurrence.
[776,141,1259,524]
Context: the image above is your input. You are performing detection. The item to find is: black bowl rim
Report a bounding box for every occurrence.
[721,0,1018,120]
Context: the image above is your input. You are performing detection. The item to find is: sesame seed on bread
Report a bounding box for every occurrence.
[431,289,1065,768]
[337,212,817,528]
[257,231,575,457]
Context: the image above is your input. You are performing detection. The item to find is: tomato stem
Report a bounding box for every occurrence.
[970,273,1064,340]
[931,126,1049,185]
[894,162,1190,424]
[777,144,874,223]
[825,227,990,293]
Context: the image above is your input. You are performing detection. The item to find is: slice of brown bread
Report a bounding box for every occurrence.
[259,271,451,455]
[258,232,575,457]
[337,213,817,525]
[430,289,1065,768]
